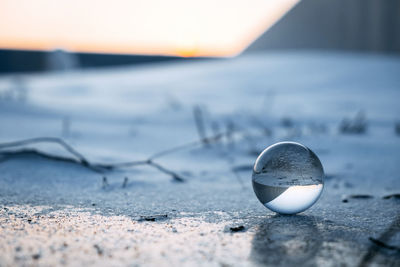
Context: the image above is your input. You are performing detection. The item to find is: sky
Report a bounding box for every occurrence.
[0,0,299,57]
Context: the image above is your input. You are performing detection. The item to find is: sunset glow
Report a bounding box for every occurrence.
[0,0,299,57]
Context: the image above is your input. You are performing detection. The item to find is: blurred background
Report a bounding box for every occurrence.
[1,0,399,73]
[1,1,400,265]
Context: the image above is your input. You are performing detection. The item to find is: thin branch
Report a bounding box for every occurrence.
[193,105,208,145]
[0,149,104,173]
[359,215,400,267]
[0,102,280,186]
[148,133,224,160]
[0,120,249,183]
[0,138,186,182]
[368,237,400,252]
[0,137,90,166]
[147,160,185,182]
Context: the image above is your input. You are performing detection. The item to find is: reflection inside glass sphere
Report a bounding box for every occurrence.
[252,141,324,214]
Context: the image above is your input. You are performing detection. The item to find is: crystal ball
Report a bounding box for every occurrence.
[252,141,324,214]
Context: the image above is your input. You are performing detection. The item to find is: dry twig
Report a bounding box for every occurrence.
[0,131,227,182]
[0,137,186,182]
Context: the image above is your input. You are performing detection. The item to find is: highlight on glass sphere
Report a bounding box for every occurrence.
[252,141,324,214]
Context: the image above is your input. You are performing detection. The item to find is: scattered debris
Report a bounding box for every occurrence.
[93,244,103,255]
[138,214,168,222]
[224,225,245,233]
[230,225,245,232]
[101,176,109,189]
[219,262,231,267]
[349,195,374,199]
[395,121,400,136]
[281,117,294,128]
[32,253,41,260]
[122,177,128,188]
[382,194,400,200]
[193,105,209,145]
[339,111,367,134]
[342,194,373,203]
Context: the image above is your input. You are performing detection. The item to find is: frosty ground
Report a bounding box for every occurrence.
[0,51,399,266]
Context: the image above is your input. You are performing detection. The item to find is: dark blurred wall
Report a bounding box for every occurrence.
[0,49,197,74]
[247,0,400,53]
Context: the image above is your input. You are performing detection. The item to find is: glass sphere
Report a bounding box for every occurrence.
[252,141,324,214]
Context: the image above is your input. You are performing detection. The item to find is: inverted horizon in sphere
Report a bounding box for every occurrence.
[252,142,325,214]
[265,184,323,214]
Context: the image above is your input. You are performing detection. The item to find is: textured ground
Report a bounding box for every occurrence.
[0,51,399,266]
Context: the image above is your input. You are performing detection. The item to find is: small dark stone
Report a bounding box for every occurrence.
[138,214,168,222]
[342,194,373,203]
[281,117,294,128]
[93,244,103,255]
[229,225,245,232]
[349,194,373,199]
[32,253,41,260]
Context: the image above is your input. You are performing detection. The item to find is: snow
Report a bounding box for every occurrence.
[0,51,399,266]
